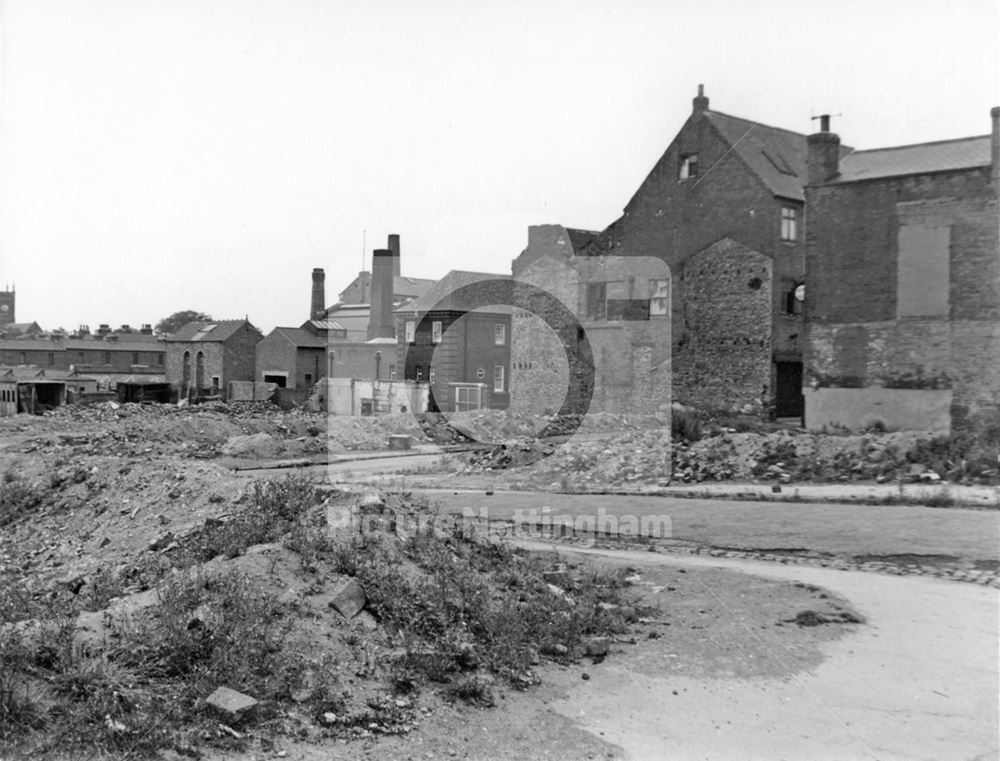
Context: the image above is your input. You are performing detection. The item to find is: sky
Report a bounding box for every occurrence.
[1,0,997,334]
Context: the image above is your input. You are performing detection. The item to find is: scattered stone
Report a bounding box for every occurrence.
[205,686,259,719]
[328,577,366,619]
[148,532,174,552]
[584,637,610,657]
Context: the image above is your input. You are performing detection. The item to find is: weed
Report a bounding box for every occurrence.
[0,473,44,528]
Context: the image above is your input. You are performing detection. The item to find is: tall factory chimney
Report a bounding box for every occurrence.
[368,249,395,339]
[311,268,326,321]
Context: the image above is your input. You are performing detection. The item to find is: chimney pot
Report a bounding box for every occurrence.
[693,84,709,113]
[807,120,841,185]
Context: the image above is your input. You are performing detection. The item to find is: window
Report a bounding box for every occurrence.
[415,365,424,382]
[586,283,607,320]
[104,352,111,365]
[405,321,415,343]
[494,324,506,345]
[650,278,669,316]
[47,352,55,367]
[679,153,699,180]
[784,283,805,315]
[781,207,797,241]
[304,373,312,384]
[429,369,435,383]
[431,321,442,343]
[455,386,482,412]
[476,367,485,379]
[132,352,139,365]
[493,365,505,393]
[157,353,165,366]
[389,364,396,380]
[211,376,220,390]
[77,351,84,361]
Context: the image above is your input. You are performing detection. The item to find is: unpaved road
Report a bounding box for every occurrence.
[538,546,999,761]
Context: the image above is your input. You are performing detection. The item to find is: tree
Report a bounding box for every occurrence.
[155,310,212,336]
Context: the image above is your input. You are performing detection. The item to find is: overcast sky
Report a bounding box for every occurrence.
[1,0,997,334]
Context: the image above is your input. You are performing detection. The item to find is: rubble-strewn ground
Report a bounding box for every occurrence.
[0,402,886,759]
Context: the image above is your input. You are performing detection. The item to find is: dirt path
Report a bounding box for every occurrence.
[534,545,1000,761]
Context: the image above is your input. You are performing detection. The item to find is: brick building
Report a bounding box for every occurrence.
[395,270,512,412]
[0,325,167,389]
[803,109,999,435]
[164,319,261,399]
[511,225,672,416]
[584,85,850,417]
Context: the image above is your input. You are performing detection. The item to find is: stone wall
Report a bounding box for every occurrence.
[674,238,773,412]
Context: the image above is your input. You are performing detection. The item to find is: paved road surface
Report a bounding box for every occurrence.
[538,545,1000,761]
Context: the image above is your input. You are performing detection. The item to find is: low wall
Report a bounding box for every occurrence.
[804,387,953,434]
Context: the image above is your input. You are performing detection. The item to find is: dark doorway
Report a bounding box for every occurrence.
[774,362,804,418]
[264,374,287,388]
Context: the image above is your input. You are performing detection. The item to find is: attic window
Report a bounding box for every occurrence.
[763,150,797,177]
[679,153,699,180]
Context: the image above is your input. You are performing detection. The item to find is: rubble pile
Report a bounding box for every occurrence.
[455,420,998,488]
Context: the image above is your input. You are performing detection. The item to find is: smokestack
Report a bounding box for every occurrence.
[807,115,841,185]
[991,106,999,187]
[368,249,395,340]
[387,234,401,278]
[311,268,326,320]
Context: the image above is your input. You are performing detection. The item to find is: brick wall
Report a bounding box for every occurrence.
[805,165,999,432]
[398,311,510,411]
[223,325,262,386]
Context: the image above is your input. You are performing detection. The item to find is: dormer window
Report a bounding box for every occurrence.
[679,153,699,180]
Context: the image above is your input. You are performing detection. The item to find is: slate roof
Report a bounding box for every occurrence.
[394,270,512,315]
[704,111,814,202]
[269,327,329,349]
[63,337,166,352]
[832,135,991,184]
[0,339,62,351]
[164,320,258,342]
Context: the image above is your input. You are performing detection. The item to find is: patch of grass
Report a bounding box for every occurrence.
[0,472,44,528]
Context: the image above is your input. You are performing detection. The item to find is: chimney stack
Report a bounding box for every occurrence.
[368,249,395,340]
[387,234,401,277]
[807,114,841,185]
[311,268,326,321]
[991,106,999,186]
[692,84,709,114]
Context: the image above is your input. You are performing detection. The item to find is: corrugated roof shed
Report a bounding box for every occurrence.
[832,135,991,183]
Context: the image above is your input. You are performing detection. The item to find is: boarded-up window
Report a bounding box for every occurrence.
[897,225,950,317]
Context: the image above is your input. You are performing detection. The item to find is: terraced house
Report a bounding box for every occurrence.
[583,86,851,419]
